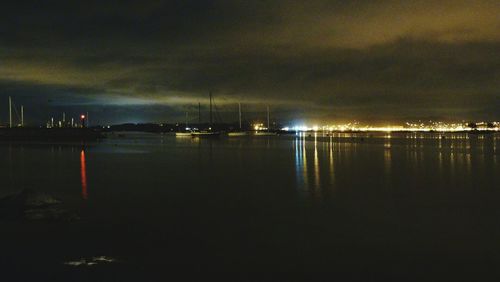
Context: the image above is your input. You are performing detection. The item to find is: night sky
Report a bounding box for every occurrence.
[1,0,499,125]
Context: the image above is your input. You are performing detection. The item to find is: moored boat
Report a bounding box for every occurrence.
[175,132,192,137]
[228,131,248,137]
[191,92,221,137]
[254,131,276,136]
[227,102,249,137]
[252,105,276,136]
[192,130,221,137]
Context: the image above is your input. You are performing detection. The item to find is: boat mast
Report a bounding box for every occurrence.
[21,105,24,127]
[267,105,270,131]
[198,102,201,125]
[238,102,242,129]
[185,111,188,129]
[8,96,12,128]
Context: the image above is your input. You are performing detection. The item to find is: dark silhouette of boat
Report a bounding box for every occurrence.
[191,92,221,138]
[227,103,249,137]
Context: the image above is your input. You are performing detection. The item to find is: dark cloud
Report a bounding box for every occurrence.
[0,0,499,124]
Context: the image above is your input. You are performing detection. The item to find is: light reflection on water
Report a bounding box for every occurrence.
[0,132,498,201]
[291,132,499,198]
[1,132,499,280]
[384,137,392,179]
[81,149,88,200]
[329,136,335,188]
[294,133,308,192]
[313,133,320,191]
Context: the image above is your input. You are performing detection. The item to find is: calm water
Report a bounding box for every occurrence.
[1,132,499,281]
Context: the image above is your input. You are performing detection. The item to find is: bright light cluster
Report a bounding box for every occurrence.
[253,123,268,131]
[281,121,500,132]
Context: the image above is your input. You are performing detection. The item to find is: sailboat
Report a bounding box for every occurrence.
[191,92,221,137]
[254,105,276,136]
[175,112,192,137]
[228,103,248,137]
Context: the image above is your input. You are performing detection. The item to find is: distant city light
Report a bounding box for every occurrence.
[281,121,500,132]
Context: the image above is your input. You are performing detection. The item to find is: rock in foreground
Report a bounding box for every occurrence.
[0,189,79,222]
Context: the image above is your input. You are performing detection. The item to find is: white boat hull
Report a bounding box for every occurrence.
[227,132,249,137]
[192,131,221,137]
[175,132,192,137]
[254,132,276,136]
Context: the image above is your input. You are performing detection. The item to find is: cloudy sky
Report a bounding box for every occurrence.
[1,0,499,125]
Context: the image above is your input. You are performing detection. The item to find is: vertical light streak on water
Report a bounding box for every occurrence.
[81,150,88,200]
[302,133,309,190]
[384,134,392,149]
[384,136,392,179]
[336,134,342,167]
[313,133,320,190]
[329,136,335,188]
[294,133,309,192]
[384,147,392,187]
[294,137,302,191]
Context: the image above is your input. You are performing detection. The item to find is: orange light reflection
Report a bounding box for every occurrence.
[81,149,88,200]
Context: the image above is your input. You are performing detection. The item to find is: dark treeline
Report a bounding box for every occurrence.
[100,122,277,133]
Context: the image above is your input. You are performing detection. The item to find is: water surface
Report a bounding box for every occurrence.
[1,132,499,281]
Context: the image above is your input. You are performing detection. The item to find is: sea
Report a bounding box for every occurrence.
[1,132,499,281]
